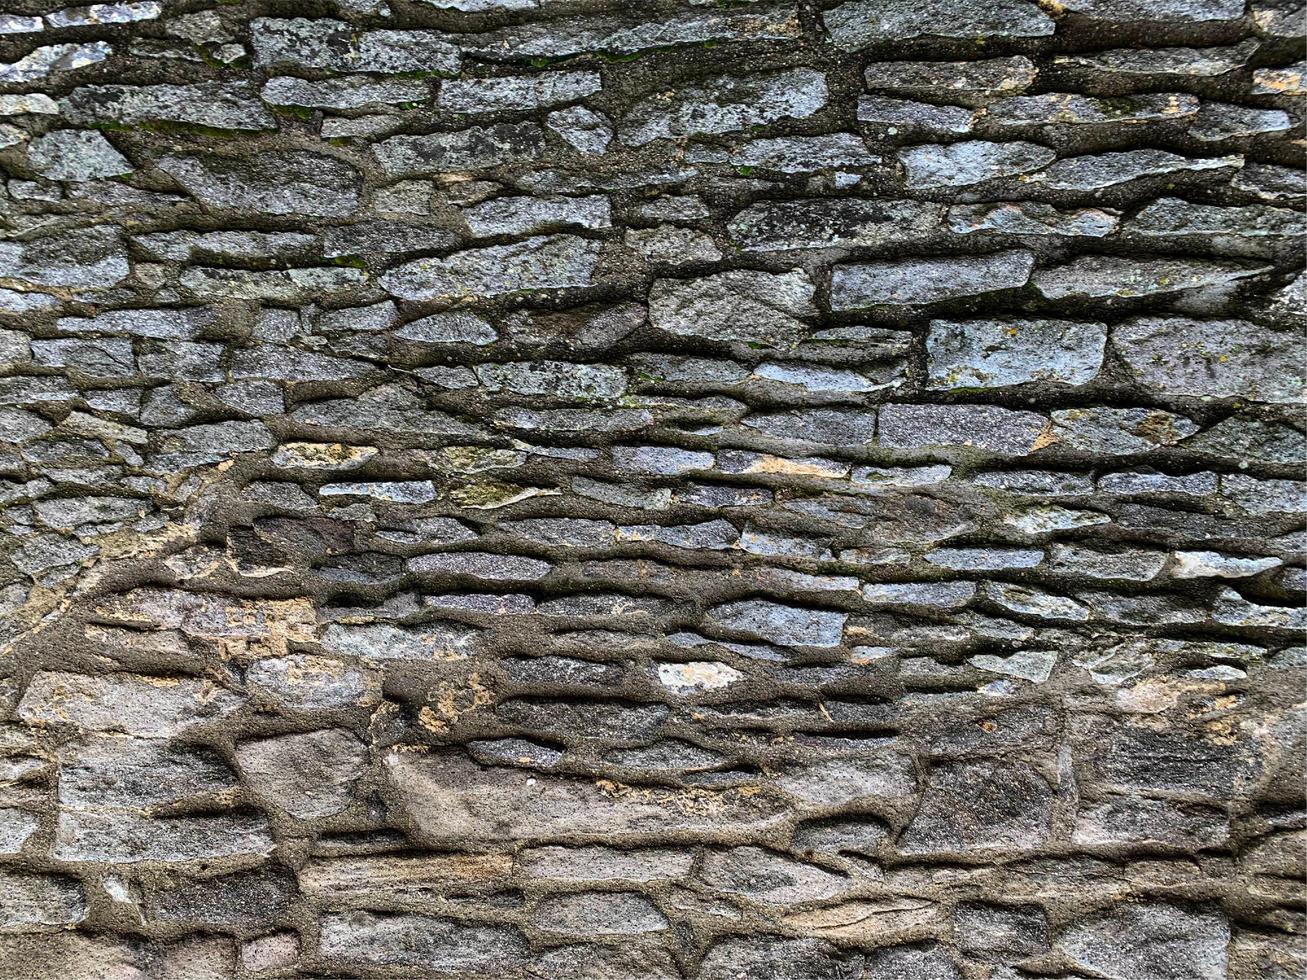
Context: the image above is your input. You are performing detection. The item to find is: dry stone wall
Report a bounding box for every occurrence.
[0,0,1304,977]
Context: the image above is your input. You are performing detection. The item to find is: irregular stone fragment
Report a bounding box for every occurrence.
[1034,149,1242,191]
[32,338,135,378]
[439,72,601,113]
[1113,317,1302,404]
[520,846,693,881]
[59,736,236,809]
[706,599,846,648]
[409,552,551,581]
[1056,42,1257,79]
[532,892,667,935]
[649,269,815,345]
[319,912,527,970]
[462,195,610,237]
[1188,101,1292,141]
[927,318,1105,389]
[985,92,1199,129]
[18,671,243,737]
[53,811,273,863]
[235,729,369,819]
[27,130,132,181]
[879,404,1049,455]
[0,42,111,85]
[1032,256,1269,300]
[261,75,429,111]
[381,235,599,300]
[900,758,1053,854]
[0,872,87,929]
[63,83,276,131]
[824,0,1053,49]
[1056,0,1244,21]
[0,227,129,289]
[158,152,360,217]
[546,106,613,154]
[856,96,974,135]
[48,3,162,27]
[830,251,1034,309]
[620,69,827,146]
[1125,198,1306,255]
[947,202,1119,237]
[323,622,481,663]
[464,6,801,60]
[1057,903,1229,980]
[900,140,1053,187]
[864,57,1036,106]
[727,133,879,172]
[728,199,942,251]
[1253,62,1307,97]
[699,847,848,905]
[1074,796,1230,847]
[384,750,785,842]
[1048,407,1199,454]
[373,123,544,176]
[251,18,461,75]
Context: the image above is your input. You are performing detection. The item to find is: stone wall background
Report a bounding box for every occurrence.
[0,0,1303,977]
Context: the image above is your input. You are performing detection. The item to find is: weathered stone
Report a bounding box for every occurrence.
[0,42,111,85]
[1188,101,1292,141]
[620,69,827,146]
[59,736,236,809]
[409,551,551,580]
[927,318,1105,389]
[520,846,693,881]
[698,847,848,905]
[261,75,429,111]
[947,202,1119,237]
[879,404,1049,455]
[251,19,460,74]
[146,868,296,927]
[235,729,369,819]
[440,72,601,113]
[381,235,599,300]
[1074,796,1230,847]
[707,599,846,648]
[830,251,1034,309]
[373,123,544,176]
[19,671,243,737]
[856,96,974,135]
[1113,318,1302,403]
[728,199,942,251]
[1034,149,1241,191]
[984,92,1198,129]
[532,892,667,935]
[1056,42,1257,79]
[900,758,1053,854]
[1057,0,1244,22]
[63,83,276,131]
[53,810,273,863]
[649,269,815,345]
[319,912,527,970]
[323,622,481,663]
[727,133,879,172]
[900,140,1053,187]
[1048,407,1199,454]
[158,152,360,217]
[825,0,1052,49]
[546,106,613,154]
[865,57,1036,106]
[0,872,87,929]
[383,750,785,842]
[0,227,129,289]
[1057,903,1229,980]
[1033,256,1269,300]
[27,130,132,181]
[463,195,610,237]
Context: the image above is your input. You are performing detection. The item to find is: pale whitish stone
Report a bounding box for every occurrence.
[856,96,974,134]
[620,69,828,147]
[62,83,277,132]
[825,0,1053,49]
[158,152,361,218]
[1004,505,1110,534]
[728,198,942,251]
[46,3,162,27]
[878,404,1049,455]
[927,319,1105,389]
[626,225,723,264]
[439,72,601,113]
[1032,256,1270,300]
[261,75,429,111]
[323,622,480,663]
[1033,149,1242,191]
[1056,0,1245,22]
[947,202,1119,237]
[0,227,129,289]
[1171,552,1282,579]
[0,124,25,149]
[1113,317,1303,404]
[461,195,610,237]
[830,251,1034,309]
[17,671,244,737]
[1056,42,1258,78]
[0,94,58,115]
[319,481,436,503]
[900,140,1054,187]
[656,661,744,692]
[0,809,39,855]
[649,269,816,345]
[546,106,613,154]
[970,650,1057,682]
[984,92,1199,129]
[27,130,132,181]
[0,42,111,84]
[251,18,461,75]
[1057,903,1229,980]
[728,133,879,172]
[381,235,599,300]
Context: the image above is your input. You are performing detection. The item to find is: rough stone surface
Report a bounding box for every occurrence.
[0,4,1299,977]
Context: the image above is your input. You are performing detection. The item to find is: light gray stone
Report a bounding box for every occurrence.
[825,0,1053,48]
[63,83,276,131]
[927,318,1105,388]
[830,251,1034,309]
[382,235,599,300]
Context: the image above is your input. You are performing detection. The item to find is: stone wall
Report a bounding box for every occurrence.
[0,0,1303,977]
